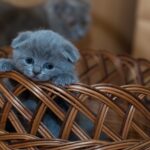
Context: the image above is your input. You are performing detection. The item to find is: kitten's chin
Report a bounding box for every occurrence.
[30,76,49,82]
[22,73,41,82]
[24,72,50,82]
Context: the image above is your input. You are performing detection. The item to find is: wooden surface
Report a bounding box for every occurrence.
[133,0,150,60]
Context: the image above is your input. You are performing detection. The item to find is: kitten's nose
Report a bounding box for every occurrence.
[33,66,41,75]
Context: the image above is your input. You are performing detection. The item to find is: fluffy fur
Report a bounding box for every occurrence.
[0,30,80,137]
[1,30,80,86]
[0,0,91,46]
[45,0,91,41]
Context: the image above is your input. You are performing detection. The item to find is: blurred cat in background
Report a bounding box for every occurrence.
[0,0,91,46]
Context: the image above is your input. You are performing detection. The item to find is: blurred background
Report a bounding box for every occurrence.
[1,0,150,60]
[78,0,136,54]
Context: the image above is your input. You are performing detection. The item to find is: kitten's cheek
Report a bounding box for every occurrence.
[23,70,34,79]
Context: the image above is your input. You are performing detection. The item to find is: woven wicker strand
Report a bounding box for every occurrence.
[0,133,149,150]
[0,48,149,149]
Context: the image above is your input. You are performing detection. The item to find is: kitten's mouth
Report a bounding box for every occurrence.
[28,74,40,81]
[32,76,40,81]
[31,75,49,82]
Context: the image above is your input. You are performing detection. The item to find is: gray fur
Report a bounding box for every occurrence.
[0,0,91,46]
[0,58,14,72]
[0,30,80,86]
[0,30,79,137]
[45,0,91,41]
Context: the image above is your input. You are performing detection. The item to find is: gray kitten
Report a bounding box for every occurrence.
[0,30,80,86]
[0,0,91,46]
[0,30,79,137]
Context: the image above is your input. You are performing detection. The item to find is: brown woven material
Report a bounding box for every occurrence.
[77,50,150,86]
[0,131,150,150]
[0,48,149,149]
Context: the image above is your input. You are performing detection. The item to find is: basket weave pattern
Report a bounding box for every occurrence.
[0,49,149,149]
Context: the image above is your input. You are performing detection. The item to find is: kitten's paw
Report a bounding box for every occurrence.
[0,59,14,72]
[52,74,78,86]
[1,63,14,72]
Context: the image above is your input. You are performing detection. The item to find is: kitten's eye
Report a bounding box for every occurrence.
[25,57,34,64]
[44,63,54,70]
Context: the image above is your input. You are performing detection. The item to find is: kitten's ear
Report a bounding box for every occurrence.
[11,31,32,49]
[63,44,80,63]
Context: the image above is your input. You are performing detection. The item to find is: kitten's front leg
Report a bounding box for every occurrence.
[51,74,78,86]
[0,58,14,72]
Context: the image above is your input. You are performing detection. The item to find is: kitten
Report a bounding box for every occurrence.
[0,0,91,46]
[0,30,80,137]
[0,30,80,85]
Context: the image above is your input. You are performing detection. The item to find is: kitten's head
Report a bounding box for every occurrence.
[11,30,80,82]
[45,0,91,41]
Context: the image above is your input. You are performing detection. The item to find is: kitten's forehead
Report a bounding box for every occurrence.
[16,30,73,56]
[30,30,65,46]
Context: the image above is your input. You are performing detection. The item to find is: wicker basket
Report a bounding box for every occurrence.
[0,49,149,149]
